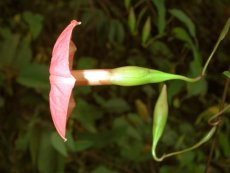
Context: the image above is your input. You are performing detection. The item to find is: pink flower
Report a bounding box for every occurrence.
[49,20,81,141]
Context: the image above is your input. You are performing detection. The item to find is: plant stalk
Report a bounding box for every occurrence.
[204,66,230,173]
[201,17,230,76]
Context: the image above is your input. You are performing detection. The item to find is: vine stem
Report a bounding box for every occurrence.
[201,39,221,77]
[202,17,230,76]
[152,80,230,162]
[153,127,216,162]
[204,66,230,173]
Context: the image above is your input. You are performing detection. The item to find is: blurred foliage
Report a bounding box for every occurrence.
[0,0,230,173]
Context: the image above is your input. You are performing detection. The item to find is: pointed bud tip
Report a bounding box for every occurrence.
[162,84,167,90]
[71,20,81,26]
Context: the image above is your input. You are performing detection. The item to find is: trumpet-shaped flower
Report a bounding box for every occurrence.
[48,20,200,141]
[49,20,81,141]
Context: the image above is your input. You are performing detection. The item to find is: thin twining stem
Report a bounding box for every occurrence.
[153,127,216,162]
[208,104,230,126]
[205,67,230,173]
[202,18,230,76]
[153,102,230,162]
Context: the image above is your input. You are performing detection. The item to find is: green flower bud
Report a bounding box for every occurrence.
[111,66,198,86]
[152,84,168,160]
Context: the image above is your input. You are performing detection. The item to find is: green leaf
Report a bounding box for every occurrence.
[38,131,65,173]
[177,152,195,167]
[148,40,173,58]
[152,0,166,35]
[65,131,76,152]
[172,27,205,97]
[94,9,108,32]
[128,7,136,35]
[127,54,147,66]
[169,9,196,38]
[108,20,125,43]
[112,115,148,161]
[103,98,130,113]
[108,20,116,43]
[15,113,38,151]
[120,141,145,161]
[17,63,49,89]
[172,27,193,46]
[23,11,43,39]
[187,79,207,97]
[168,80,185,104]
[51,132,68,157]
[14,39,32,69]
[74,86,92,96]
[0,29,32,70]
[0,29,20,67]
[113,116,141,141]
[187,48,207,97]
[72,98,103,132]
[92,166,119,173]
[124,0,131,10]
[161,126,178,147]
[190,47,202,75]
[77,57,97,69]
[136,7,147,29]
[223,71,230,78]
[74,140,93,152]
[142,17,151,44]
[77,127,124,149]
[219,131,230,157]
[172,27,201,75]
[115,20,125,43]
[29,128,41,166]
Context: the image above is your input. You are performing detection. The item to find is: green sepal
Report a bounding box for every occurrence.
[111,66,198,86]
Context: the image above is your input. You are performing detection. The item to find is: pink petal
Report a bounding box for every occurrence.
[67,41,77,118]
[49,20,80,141]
